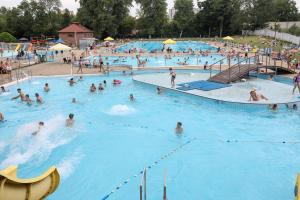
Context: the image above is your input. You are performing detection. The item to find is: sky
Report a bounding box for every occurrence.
[1,0,300,15]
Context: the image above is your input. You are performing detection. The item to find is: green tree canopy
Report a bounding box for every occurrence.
[173,0,194,38]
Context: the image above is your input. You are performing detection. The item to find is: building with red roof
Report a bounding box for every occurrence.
[58,22,93,47]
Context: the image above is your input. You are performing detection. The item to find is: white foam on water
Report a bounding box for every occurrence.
[0,115,76,168]
[0,92,11,96]
[31,81,41,85]
[57,151,84,179]
[108,104,136,116]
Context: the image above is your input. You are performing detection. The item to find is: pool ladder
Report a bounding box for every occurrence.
[139,169,168,200]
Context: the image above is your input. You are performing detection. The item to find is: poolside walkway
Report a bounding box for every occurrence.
[133,72,300,105]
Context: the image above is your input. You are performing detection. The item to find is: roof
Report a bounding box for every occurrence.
[58,22,93,33]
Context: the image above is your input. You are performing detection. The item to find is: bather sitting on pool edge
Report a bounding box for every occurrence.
[249,88,268,102]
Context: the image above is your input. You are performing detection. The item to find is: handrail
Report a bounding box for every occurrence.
[208,57,227,78]
[139,168,147,200]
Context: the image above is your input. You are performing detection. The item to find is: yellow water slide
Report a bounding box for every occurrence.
[15,44,21,52]
[0,166,60,200]
[295,174,300,200]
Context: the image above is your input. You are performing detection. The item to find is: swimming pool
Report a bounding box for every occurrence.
[87,54,248,68]
[117,41,217,53]
[0,50,17,58]
[0,72,300,200]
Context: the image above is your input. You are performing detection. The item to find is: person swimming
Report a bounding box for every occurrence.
[269,104,278,111]
[68,78,76,86]
[78,76,83,81]
[66,113,74,127]
[44,83,50,92]
[1,86,8,93]
[72,98,77,103]
[157,86,162,94]
[175,122,183,134]
[103,80,107,87]
[98,83,104,91]
[11,88,26,101]
[35,93,43,104]
[90,83,96,92]
[32,121,44,136]
[25,94,33,105]
[130,94,135,102]
[113,79,122,85]
[249,88,268,101]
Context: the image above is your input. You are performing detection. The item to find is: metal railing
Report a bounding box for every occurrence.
[139,168,147,200]
[208,57,227,78]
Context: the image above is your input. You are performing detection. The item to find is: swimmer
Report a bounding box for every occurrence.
[11,88,26,101]
[129,94,135,102]
[103,80,107,87]
[25,94,33,105]
[175,122,183,134]
[157,86,162,94]
[90,83,96,92]
[98,83,104,91]
[269,104,278,111]
[0,112,4,121]
[68,78,76,86]
[286,104,298,111]
[249,88,268,101]
[1,86,8,93]
[66,113,74,127]
[35,93,43,104]
[268,74,274,81]
[72,98,77,103]
[44,83,50,92]
[32,121,44,136]
[78,76,83,81]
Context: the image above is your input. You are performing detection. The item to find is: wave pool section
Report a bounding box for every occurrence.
[0,72,300,200]
[116,41,218,53]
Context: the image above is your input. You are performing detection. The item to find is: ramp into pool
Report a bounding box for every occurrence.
[133,72,300,105]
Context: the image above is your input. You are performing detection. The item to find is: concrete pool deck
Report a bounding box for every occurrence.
[133,72,300,105]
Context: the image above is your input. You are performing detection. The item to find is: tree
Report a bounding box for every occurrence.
[173,0,194,38]
[0,32,17,43]
[77,0,133,38]
[272,0,298,21]
[135,0,168,37]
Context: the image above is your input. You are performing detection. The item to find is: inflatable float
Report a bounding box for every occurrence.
[0,166,60,200]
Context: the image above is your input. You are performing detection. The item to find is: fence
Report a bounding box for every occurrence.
[245,29,300,45]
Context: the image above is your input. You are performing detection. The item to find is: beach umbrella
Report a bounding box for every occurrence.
[223,36,234,41]
[19,37,28,42]
[163,39,176,45]
[252,48,258,53]
[104,37,114,41]
[49,43,72,51]
[55,38,65,44]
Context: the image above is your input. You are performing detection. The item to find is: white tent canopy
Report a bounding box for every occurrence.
[49,43,72,51]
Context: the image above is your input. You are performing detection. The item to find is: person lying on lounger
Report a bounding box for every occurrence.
[249,88,268,101]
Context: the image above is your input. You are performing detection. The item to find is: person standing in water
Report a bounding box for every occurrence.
[68,78,76,86]
[0,112,4,122]
[175,122,183,134]
[44,83,50,92]
[35,93,43,104]
[66,113,75,127]
[292,72,300,94]
[129,94,135,102]
[25,94,33,105]
[11,88,26,101]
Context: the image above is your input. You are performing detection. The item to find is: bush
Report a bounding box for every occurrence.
[287,24,300,36]
[0,32,17,43]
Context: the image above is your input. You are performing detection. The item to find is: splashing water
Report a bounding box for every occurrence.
[0,115,76,168]
[57,150,84,179]
[108,104,136,116]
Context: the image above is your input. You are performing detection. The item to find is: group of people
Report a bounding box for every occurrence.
[0,58,12,74]
[11,88,44,105]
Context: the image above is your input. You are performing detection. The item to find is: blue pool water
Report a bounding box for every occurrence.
[87,54,248,68]
[0,72,300,200]
[117,41,217,53]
